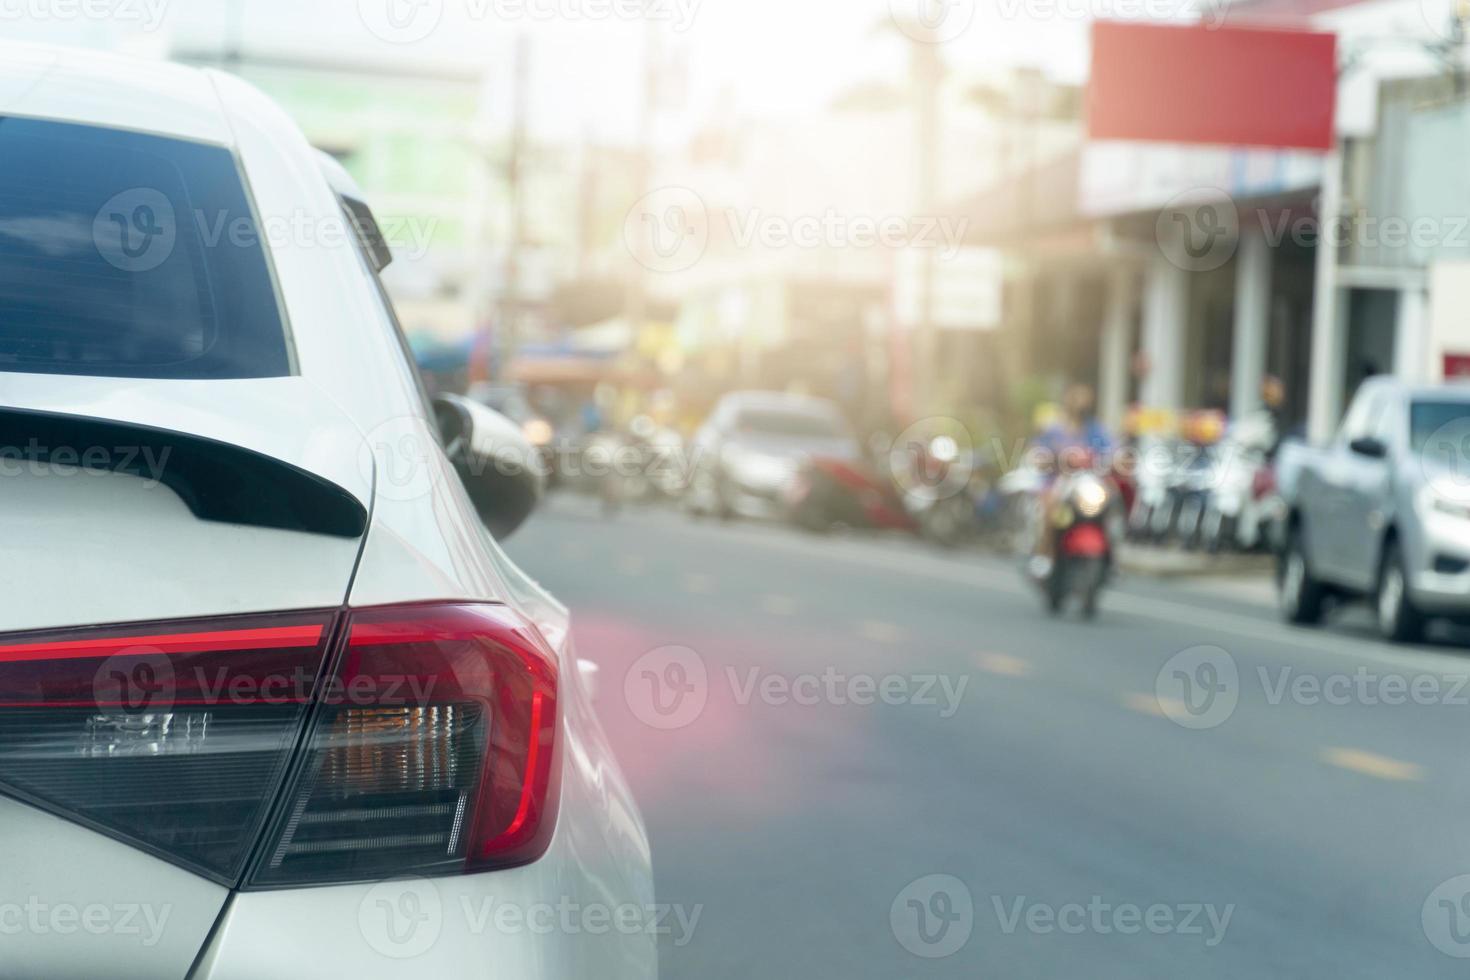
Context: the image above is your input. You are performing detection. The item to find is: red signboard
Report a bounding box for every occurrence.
[1444,353,1470,380]
[1087,22,1337,151]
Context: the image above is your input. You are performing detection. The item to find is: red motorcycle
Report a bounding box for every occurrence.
[1034,471,1118,618]
[784,437,975,546]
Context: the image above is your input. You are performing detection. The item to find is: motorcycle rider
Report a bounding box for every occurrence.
[1027,383,1115,579]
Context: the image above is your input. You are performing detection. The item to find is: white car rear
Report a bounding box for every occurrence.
[0,43,652,980]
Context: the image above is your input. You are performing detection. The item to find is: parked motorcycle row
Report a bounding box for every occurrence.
[497,386,1282,619]
[1125,414,1286,555]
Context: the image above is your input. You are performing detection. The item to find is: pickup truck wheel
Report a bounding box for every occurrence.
[1278,528,1325,625]
[1376,543,1425,644]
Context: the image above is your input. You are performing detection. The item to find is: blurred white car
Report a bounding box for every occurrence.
[684,391,861,520]
[0,43,652,980]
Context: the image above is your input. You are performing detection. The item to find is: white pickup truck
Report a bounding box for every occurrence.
[1278,378,1470,642]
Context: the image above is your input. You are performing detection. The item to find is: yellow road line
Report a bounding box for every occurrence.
[1122,692,1186,719]
[857,620,906,644]
[976,652,1031,677]
[761,594,798,616]
[1321,747,1424,782]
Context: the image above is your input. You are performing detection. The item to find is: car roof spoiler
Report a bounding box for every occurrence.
[0,407,368,538]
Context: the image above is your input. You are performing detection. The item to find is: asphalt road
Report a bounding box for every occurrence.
[506,494,1470,979]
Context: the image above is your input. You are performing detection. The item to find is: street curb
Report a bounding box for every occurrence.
[1117,546,1275,580]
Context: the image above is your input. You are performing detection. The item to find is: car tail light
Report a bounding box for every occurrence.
[0,603,560,889]
[246,603,559,887]
[0,612,336,883]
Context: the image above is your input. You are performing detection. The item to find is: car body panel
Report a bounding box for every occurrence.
[0,43,652,980]
[0,42,233,145]
[0,374,374,509]
[0,794,228,980]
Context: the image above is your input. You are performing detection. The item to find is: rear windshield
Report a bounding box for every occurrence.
[0,117,291,379]
[736,408,847,439]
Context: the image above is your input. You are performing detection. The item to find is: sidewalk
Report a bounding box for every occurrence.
[1117,544,1276,607]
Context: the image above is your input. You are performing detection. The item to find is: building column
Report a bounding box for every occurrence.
[1141,251,1188,412]
[1395,286,1428,383]
[1098,267,1136,431]
[1230,228,1272,419]
[1307,147,1345,443]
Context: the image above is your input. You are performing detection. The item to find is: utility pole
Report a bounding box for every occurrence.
[499,34,530,380]
[223,0,243,69]
[910,38,942,416]
[624,18,658,358]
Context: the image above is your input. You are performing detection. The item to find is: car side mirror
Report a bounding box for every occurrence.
[434,393,545,539]
[1349,436,1388,459]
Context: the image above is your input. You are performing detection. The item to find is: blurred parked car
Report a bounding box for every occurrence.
[1280,378,1470,642]
[684,392,861,521]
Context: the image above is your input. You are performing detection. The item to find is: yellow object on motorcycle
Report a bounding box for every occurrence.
[1051,504,1075,529]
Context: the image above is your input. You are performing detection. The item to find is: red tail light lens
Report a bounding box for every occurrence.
[0,603,560,889]
[246,603,560,887]
[0,613,336,883]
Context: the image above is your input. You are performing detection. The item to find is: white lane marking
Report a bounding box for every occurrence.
[1321,747,1424,782]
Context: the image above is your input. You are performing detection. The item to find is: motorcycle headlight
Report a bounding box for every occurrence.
[1074,478,1108,519]
[522,418,554,447]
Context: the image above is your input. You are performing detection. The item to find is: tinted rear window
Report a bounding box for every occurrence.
[0,117,291,379]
